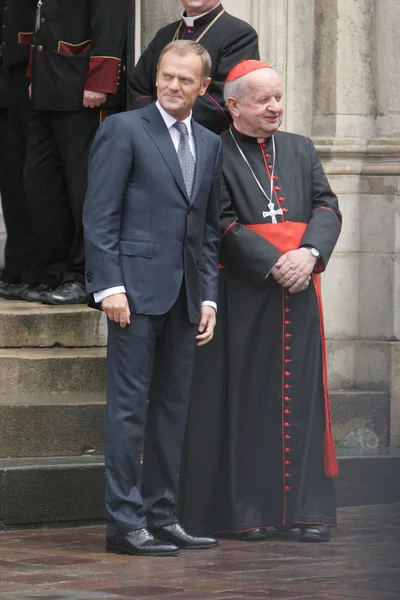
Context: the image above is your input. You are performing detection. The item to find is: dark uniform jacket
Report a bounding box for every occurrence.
[0,0,7,107]
[29,0,129,112]
[1,0,36,72]
[128,3,259,134]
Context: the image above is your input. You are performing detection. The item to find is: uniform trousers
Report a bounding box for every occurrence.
[4,66,39,284]
[0,107,15,282]
[24,108,104,288]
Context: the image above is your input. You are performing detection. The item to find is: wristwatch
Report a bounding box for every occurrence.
[307,246,320,259]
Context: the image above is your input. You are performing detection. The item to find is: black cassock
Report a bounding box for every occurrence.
[128,4,259,133]
[179,128,342,534]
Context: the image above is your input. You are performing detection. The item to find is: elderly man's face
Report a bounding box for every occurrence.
[229,70,284,138]
[182,1,220,17]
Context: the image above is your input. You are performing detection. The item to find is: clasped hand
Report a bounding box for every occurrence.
[270,248,316,294]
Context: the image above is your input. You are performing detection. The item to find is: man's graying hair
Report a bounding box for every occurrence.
[223,78,247,104]
[157,40,212,79]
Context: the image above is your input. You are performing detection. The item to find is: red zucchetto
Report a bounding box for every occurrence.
[226,59,272,82]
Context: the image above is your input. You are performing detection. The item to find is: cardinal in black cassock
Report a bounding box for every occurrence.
[178,60,342,543]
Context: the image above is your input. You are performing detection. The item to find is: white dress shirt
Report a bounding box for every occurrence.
[94,101,217,312]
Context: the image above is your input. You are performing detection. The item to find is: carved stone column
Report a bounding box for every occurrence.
[313,0,375,139]
[375,0,400,138]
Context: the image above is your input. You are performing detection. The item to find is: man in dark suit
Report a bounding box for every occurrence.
[128,0,259,133]
[83,40,221,557]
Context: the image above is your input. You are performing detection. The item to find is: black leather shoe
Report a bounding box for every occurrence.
[40,281,87,305]
[234,528,267,542]
[106,528,179,556]
[298,525,331,543]
[151,523,218,549]
[19,284,53,303]
[0,281,25,300]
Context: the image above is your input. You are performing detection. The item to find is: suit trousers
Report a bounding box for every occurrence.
[105,284,198,537]
[24,108,103,287]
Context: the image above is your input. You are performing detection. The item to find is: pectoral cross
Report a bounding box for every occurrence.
[263,202,283,224]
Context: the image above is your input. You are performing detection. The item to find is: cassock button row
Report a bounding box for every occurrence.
[285,346,291,351]
[284,396,291,402]
[284,422,291,427]
[284,371,291,377]
[279,196,285,201]
[285,308,291,313]
[283,208,288,213]
[285,473,291,478]
[285,359,292,364]
[285,460,291,466]
[274,185,281,190]
[272,175,278,180]
[285,295,291,300]
[284,384,292,390]
[267,164,273,170]
[284,409,291,415]
[285,333,292,339]
[285,435,292,440]
[285,486,292,491]
[284,321,291,325]
[285,447,291,453]
[265,152,270,157]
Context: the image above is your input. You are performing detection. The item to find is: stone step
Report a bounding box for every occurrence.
[0,455,106,527]
[0,393,105,459]
[0,299,107,348]
[0,388,388,457]
[335,448,400,507]
[330,390,389,448]
[0,347,106,394]
[1,449,399,528]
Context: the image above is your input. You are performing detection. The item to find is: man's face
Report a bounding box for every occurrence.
[182,1,219,17]
[156,50,210,120]
[229,70,284,138]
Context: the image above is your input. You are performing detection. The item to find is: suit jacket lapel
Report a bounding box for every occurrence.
[142,104,189,202]
[190,121,206,206]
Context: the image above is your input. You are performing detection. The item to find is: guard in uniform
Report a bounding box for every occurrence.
[128,1,259,134]
[0,0,38,301]
[24,0,129,304]
[0,0,13,298]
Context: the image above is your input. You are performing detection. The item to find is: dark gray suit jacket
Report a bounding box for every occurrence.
[83,102,222,324]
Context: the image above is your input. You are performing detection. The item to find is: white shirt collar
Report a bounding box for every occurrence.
[181,2,221,27]
[156,100,193,136]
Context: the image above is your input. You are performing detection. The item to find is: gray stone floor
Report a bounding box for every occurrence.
[0,504,398,599]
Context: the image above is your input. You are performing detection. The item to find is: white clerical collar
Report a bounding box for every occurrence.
[232,122,266,143]
[181,2,221,27]
[156,100,193,135]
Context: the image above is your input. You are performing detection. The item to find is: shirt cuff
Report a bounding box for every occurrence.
[202,300,217,312]
[94,286,126,304]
